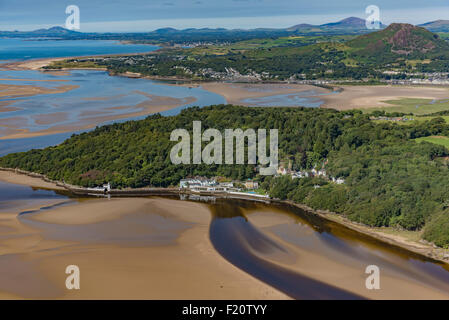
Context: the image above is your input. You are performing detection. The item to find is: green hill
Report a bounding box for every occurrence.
[348,23,449,58]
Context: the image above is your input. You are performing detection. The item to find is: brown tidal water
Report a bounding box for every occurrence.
[209,200,364,299]
[208,199,449,299]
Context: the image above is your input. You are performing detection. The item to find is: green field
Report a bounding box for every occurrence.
[413,115,449,123]
[367,98,449,115]
[226,35,356,49]
[186,35,355,56]
[47,60,101,69]
[415,136,449,148]
[438,32,449,41]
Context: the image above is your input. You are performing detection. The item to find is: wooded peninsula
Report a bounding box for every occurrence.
[2,104,449,247]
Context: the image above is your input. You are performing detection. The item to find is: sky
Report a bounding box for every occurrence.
[0,0,448,32]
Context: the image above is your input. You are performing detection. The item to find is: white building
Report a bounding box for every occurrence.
[180,177,217,189]
[87,182,111,192]
[219,182,234,188]
[291,171,309,179]
[332,177,345,185]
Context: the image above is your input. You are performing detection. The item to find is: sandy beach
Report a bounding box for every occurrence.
[1,48,161,71]
[196,82,449,110]
[4,167,449,300]
[2,170,449,299]
[0,170,64,190]
[320,85,449,110]
[2,168,448,266]
[0,83,78,99]
[0,187,288,299]
[201,82,329,106]
[1,57,69,71]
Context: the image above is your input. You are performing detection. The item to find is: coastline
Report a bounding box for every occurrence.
[285,201,449,265]
[0,45,164,71]
[1,167,448,266]
[5,55,449,112]
[3,54,449,266]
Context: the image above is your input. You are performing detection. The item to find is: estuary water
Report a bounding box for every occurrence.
[0,38,328,155]
[2,181,449,299]
[4,39,448,299]
[0,38,224,154]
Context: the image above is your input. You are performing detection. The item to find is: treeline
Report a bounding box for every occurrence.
[2,105,449,247]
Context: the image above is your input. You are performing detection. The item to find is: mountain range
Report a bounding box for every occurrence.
[287,17,386,32]
[1,17,449,43]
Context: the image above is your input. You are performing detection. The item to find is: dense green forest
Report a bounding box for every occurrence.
[2,105,449,247]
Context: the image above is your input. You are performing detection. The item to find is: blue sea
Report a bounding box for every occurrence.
[0,38,157,62]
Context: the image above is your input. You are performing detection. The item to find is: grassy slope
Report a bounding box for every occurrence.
[416,136,449,147]
[365,98,449,115]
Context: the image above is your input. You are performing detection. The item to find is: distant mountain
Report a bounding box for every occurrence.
[153,27,179,34]
[2,18,449,45]
[286,23,316,31]
[31,26,80,35]
[287,17,385,33]
[348,23,449,57]
[321,17,367,28]
[0,16,386,42]
[1,26,81,37]
[419,20,449,32]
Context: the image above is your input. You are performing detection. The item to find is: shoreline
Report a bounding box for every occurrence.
[0,45,163,71]
[1,167,448,266]
[3,54,449,265]
[5,55,449,112]
[284,201,449,265]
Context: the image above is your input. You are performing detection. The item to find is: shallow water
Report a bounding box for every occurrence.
[3,181,449,299]
[0,69,226,137]
[208,199,449,299]
[208,201,363,299]
[0,68,331,154]
[0,132,75,156]
[241,89,335,107]
[0,180,67,211]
